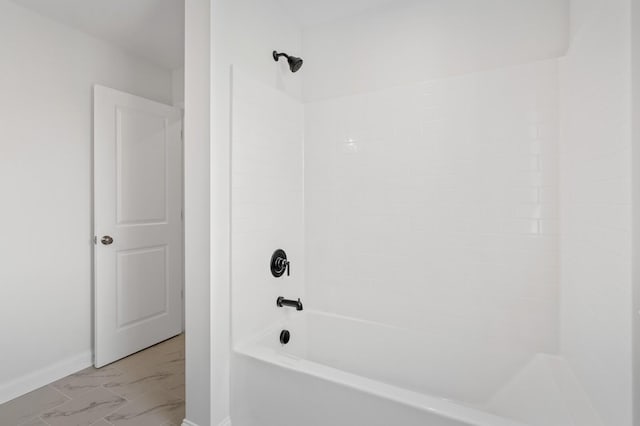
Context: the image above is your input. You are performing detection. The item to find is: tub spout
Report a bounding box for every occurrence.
[277,296,303,311]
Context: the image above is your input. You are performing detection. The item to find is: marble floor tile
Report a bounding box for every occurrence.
[151,334,184,354]
[159,372,185,400]
[105,389,184,426]
[41,388,126,426]
[0,386,69,426]
[113,335,183,376]
[18,417,48,426]
[102,369,177,401]
[52,366,124,398]
[161,420,184,426]
[151,358,185,394]
[153,349,185,375]
[2,334,185,426]
[110,350,154,375]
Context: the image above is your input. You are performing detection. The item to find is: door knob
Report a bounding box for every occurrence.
[101,236,114,245]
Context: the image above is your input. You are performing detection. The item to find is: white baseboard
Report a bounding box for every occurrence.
[218,417,232,426]
[181,417,230,426]
[0,350,92,404]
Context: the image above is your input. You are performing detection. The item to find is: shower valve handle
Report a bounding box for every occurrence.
[276,258,290,276]
[270,249,290,277]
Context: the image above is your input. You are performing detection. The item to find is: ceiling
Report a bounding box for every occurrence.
[275,0,404,28]
[10,0,184,70]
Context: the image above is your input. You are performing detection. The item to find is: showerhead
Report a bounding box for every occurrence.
[273,50,303,73]
[288,56,304,73]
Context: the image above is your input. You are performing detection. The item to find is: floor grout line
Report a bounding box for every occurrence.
[37,414,53,426]
[48,384,75,400]
[37,385,72,415]
[97,387,133,423]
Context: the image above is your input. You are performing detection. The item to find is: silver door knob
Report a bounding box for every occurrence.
[101,236,114,245]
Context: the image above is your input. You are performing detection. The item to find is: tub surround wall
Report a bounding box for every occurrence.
[304,58,560,383]
[559,0,633,424]
[215,0,304,424]
[300,0,569,362]
[226,0,636,425]
[231,71,304,343]
[300,3,570,372]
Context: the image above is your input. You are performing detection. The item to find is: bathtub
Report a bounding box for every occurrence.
[231,310,564,426]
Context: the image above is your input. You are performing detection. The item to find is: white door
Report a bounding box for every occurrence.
[93,85,183,368]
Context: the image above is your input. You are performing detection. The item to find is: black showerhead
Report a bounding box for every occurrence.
[273,50,303,73]
[288,56,304,73]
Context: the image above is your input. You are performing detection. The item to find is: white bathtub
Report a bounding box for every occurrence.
[231,309,597,426]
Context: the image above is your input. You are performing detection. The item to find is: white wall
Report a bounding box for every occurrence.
[301,1,568,402]
[172,67,185,108]
[559,0,633,424]
[633,0,640,422]
[305,59,560,378]
[0,0,172,403]
[231,71,304,344]
[210,0,303,424]
[184,1,212,425]
[215,0,303,101]
[302,0,569,101]
[218,0,638,424]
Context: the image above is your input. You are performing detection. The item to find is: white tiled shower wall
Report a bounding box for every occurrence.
[231,71,305,342]
[305,59,560,357]
[229,0,569,354]
[221,0,304,422]
[231,0,568,390]
[228,0,634,423]
[559,0,632,424]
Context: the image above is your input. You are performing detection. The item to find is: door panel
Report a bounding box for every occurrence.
[116,245,168,328]
[117,107,168,224]
[94,85,182,368]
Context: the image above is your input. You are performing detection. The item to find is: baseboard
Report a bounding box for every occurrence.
[181,419,230,426]
[0,350,92,404]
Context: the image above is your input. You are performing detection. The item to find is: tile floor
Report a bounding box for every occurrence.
[0,334,185,426]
